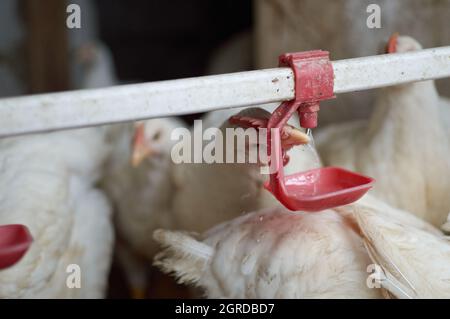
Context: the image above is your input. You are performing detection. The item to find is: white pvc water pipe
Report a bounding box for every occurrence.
[0,46,449,138]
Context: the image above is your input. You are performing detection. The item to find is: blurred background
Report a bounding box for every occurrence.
[1,0,450,123]
[0,0,449,298]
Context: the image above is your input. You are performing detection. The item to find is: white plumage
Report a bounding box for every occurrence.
[171,107,312,233]
[101,117,185,297]
[1,30,446,300]
[154,206,382,298]
[103,118,185,258]
[340,200,450,298]
[0,128,113,298]
[154,98,450,298]
[73,42,118,89]
[154,192,450,298]
[155,109,377,298]
[316,35,450,227]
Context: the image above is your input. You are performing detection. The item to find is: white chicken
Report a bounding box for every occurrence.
[154,99,450,298]
[255,0,450,125]
[316,34,450,227]
[154,205,383,299]
[155,193,450,298]
[101,117,185,298]
[154,97,450,298]
[171,107,312,233]
[72,41,118,90]
[74,40,189,298]
[0,128,113,298]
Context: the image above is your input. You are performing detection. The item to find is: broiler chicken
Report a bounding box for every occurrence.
[155,190,450,299]
[154,205,382,299]
[0,128,113,298]
[316,34,450,227]
[157,155,450,301]
[73,42,118,89]
[171,107,312,233]
[155,100,450,298]
[0,42,117,298]
[101,117,186,298]
[154,98,450,298]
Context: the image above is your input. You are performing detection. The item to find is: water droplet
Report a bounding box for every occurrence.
[304,129,322,194]
[306,128,316,148]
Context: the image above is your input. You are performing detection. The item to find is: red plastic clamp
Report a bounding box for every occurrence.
[278,50,335,128]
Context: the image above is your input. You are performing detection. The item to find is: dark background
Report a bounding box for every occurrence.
[96,0,252,82]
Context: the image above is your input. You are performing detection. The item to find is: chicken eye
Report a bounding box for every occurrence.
[152,131,162,140]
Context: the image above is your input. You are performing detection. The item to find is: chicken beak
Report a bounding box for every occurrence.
[131,124,153,167]
[281,126,310,149]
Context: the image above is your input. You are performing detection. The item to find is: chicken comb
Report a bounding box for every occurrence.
[229,116,290,139]
[228,116,268,129]
[386,32,399,54]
